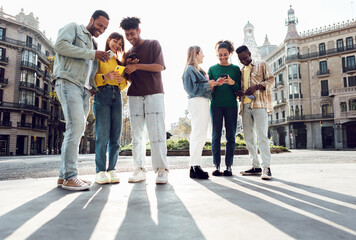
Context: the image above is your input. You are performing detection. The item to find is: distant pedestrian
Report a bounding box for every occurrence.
[183,46,217,179]
[53,10,110,190]
[120,17,169,184]
[93,32,128,184]
[235,45,274,180]
[208,40,241,177]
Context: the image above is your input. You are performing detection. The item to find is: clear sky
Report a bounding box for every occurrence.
[2,0,355,129]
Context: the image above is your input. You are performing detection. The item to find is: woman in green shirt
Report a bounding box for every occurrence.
[208,40,241,176]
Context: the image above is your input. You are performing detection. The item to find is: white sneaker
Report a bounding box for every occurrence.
[95,171,110,184]
[156,169,168,184]
[107,170,120,183]
[128,168,146,183]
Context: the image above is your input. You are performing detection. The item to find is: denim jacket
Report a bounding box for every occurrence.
[182,65,212,99]
[53,22,98,91]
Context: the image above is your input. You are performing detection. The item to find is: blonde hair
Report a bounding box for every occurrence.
[184,46,206,75]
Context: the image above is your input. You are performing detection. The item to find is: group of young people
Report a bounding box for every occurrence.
[53,9,273,192]
[183,42,274,181]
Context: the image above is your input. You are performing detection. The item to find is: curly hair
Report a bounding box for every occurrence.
[215,40,235,54]
[120,17,141,30]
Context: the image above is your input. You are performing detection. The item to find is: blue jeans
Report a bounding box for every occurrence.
[55,79,91,180]
[93,85,122,173]
[129,94,168,172]
[211,107,238,168]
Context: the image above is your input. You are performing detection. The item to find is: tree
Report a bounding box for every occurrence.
[169,110,191,139]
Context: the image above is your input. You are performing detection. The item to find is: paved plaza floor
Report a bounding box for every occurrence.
[0,150,355,240]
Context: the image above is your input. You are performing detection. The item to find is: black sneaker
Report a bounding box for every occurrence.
[223,169,233,176]
[261,167,272,180]
[190,166,209,179]
[212,169,223,176]
[240,167,262,175]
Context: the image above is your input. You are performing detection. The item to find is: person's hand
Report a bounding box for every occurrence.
[216,77,226,86]
[124,64,138,74]
[208,80,217,90]
[126,58,139,65]
[95,51,110,62]
[103,71,121,81]
[116,75,124,84]
[245,84,264,95]
[225,75,235,86]
[235,90,245,97]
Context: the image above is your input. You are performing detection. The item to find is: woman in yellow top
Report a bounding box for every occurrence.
[94,32,128,184]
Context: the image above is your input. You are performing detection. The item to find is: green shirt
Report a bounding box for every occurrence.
[208,64,241,108]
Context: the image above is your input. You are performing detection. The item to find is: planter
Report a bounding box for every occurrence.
[119,148,284,156]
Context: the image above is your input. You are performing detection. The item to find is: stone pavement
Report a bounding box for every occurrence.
[0,152,356,240]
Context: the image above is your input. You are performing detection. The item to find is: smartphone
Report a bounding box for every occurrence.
[115,65,125,75]
[247,95,256,100]
[107,50,115,58]
[128,52,138,60]
[220,73,228,79]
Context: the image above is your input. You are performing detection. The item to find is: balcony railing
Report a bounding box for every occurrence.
[285,45,356,62]
[341,111,356,118]
[317,69,330,76]
[17,122,32,128]
[0,36,50,63]
[0,101,51,115]
[0,121,11,127]
[0,78,8,87]
[19,82,44,94]
[287,113,334,121]
[21,61,37,70]
[32,124,47,130]
[0,56,9,64]
[343,65,356,74]
[269,118,287,125]
[273,98,287,107]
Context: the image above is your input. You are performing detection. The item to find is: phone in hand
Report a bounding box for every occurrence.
[218,73,228,82]
[247,95,256,99]
[128,53,138,60]
[107,50,115,58]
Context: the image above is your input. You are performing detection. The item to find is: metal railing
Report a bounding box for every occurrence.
[287,113,334,121]
[0,121,11,127]
[0,101,51,115]
[0,56,9,63]
[317,69,330,76]
[0,36,50,63]
[17,122,32,128]
[0,78,8,84]
[285,45,356,62]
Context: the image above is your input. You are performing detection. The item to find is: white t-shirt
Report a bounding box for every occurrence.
[84,41,94,90]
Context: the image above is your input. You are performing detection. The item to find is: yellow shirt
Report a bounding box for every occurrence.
[243,64,252,103]
[94,57,128,90]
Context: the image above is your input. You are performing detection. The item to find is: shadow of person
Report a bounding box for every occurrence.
[0,188,65,239]
[195,177,356,239]
[115,183,205,240]
[26,184,111,240]
[229,176,356,233]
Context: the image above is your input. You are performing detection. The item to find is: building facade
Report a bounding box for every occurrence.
[265,6,356,149]
[0,8,65,156]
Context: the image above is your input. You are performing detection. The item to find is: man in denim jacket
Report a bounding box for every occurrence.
[53,10,110,191]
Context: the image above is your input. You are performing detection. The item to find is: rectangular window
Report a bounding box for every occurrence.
[319,43,326,55]
[278,58,282,66]
[279,73,283,83]
[346,56,355,67]
[289,84,293,99]
[282,111,285,119]
[0,89,3,102]
[0,27,5,40]
[319,61,328,74]
[350,99,356,111]
[26,36,33,47]
[349,76,356,87]
[0,68,4,78]
[321,80,329,96]
[299,83,303,98]
[281,90,284,100]
[37,43,42,51]
[346,37,354,50]
[344,77,348,87]
[294,83,299,98]
[275,92,278,102]
[276,113,279,120]
[341,102,347,112]
[337,39,344,51]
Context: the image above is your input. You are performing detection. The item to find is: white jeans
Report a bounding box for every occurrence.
[242,103,271,168]
[129,94,168,172]
[188,97,210,166]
